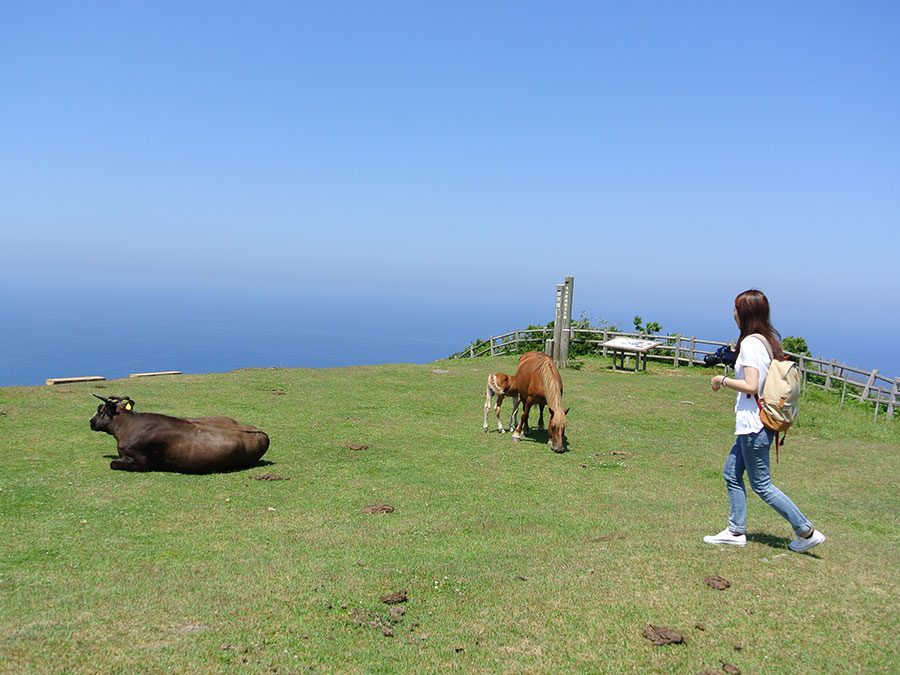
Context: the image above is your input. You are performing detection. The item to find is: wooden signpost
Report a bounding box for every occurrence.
[548,276,574,368]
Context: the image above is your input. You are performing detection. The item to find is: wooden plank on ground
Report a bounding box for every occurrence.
[46,376,106,386]
[129,371,182,378]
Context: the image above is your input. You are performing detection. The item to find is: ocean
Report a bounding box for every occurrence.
[2,283,896,388]
[0,283,538,387]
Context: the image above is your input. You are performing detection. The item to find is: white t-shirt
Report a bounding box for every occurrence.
[733,335,772,435]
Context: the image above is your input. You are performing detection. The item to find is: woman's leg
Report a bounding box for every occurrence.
[740,429,813,536]
[723,438,748,534]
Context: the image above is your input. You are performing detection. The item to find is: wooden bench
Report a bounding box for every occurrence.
[46,376,106,386]
[129,371,182,378]
[600,337,665,372]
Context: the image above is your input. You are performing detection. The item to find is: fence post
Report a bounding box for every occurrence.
[841,377,848,409]
[888,379,898,418]
[690,336,696,366]
[673,337,680,367]
[469,345,474,358]
[602,330,609,357]
[490,336,496,357]
[799,356,807,397]
[515,329,520,352]
[824,359,836,390]
[861,369,879,401]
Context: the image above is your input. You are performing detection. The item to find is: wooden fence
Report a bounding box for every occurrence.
[453,328,898,419]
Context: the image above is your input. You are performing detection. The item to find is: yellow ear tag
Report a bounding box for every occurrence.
[125,403,133,411]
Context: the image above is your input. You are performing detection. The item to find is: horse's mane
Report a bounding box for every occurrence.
[539,358,565,422]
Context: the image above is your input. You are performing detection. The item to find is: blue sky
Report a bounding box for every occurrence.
[2,2,899,375]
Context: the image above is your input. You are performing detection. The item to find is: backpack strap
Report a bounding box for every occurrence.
[753,395,784,463]
[748,333,786,462]
[748,333,774,360]
[748,333,771,401]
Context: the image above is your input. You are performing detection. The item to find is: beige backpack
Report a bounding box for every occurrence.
[749,333,801,460]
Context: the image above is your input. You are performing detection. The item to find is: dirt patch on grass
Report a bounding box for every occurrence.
[642,624,685,645]
[345,443,371,451]
[362,504,394,514]
[349,600,408,638]
[350,608,396,637]
[705,575,731,590]
[251,474,289,481]
[380,590,407,604]
[589,533,624,543]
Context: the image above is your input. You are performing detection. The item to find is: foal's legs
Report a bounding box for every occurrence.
[506,396,519,433]
[512,399,532,441]
[483,381,497,432]
[484,378,511,433]
[494,393,507,432]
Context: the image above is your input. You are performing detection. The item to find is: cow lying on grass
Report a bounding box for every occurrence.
[89,394,269,473]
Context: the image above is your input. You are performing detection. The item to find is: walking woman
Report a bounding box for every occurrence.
[704,289,825,553]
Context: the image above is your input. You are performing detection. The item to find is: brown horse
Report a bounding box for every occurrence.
[483,372,519,433]
[511,351,568,452]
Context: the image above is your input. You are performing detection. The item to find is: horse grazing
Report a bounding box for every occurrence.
[511,351,568,452]
[483,372,519,433]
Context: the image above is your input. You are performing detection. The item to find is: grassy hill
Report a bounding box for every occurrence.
[1,357,897,672]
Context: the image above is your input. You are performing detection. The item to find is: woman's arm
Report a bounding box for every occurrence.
[711,367,758,395]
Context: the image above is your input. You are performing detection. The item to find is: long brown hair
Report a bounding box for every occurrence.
[734,289,784,360]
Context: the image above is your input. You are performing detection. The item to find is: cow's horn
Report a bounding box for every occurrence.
[92,393,109,402]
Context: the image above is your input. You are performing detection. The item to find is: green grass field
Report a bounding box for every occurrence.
[1,357,898,673]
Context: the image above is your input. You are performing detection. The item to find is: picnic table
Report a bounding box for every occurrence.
[601,337,666,372]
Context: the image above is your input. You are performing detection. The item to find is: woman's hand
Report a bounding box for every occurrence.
[712,368,759,395]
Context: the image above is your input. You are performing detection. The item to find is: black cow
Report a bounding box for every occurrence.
[89,394,270,473]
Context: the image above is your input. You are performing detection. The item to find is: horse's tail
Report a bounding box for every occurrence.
[540,359,565,422]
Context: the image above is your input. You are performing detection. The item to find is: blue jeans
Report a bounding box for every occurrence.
[723,428,813,536]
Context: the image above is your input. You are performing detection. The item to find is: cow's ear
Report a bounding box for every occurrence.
[124,401,133,411]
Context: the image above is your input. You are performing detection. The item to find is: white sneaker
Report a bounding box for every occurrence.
[789,529,825,553]
[703,528,747,547]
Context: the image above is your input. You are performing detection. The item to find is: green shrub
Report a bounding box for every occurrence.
[782,335,811,359]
